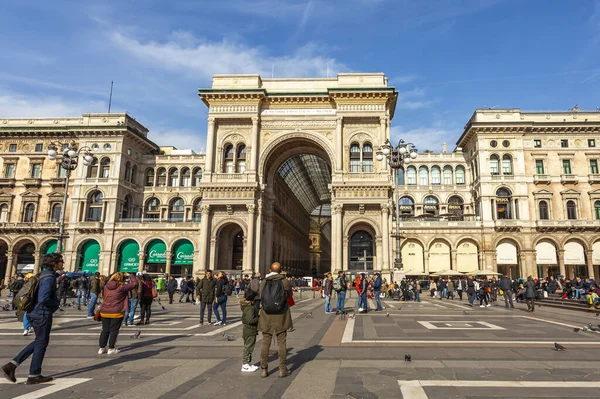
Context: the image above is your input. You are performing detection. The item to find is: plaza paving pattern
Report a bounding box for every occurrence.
[1,291,600,398]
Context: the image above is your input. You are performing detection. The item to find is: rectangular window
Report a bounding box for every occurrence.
[57,165,67,178]
[534,139,542,148]
[4,163,15,179]
[535,160,544,175]
[35,143,43,152]
[9,144,16,152]
[589,139,596,148]
[396,169,405,185]
[561,139,569,148]
[225,160,234,174]
[562,159,572,174]
[490,160,498,175]
[362,160,373,173]
[350,159,360,173]
[31,163,42,178]
[591,160,599,174]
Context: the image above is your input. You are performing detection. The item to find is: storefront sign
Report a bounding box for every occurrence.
[119,240,140,273]
[448,205,462,210]
[80,240,100,273]
[496,197,510,203]
[43,240,57,255]
[173,240,194,265]
[496,242,517,265]
[535,241,557,265]
[146,240,167,264]
[564,241,585,265]
[398,205,413,210]
[424,205,437,211]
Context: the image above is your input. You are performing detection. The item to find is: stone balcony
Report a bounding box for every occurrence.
[115,218,201,230]
[49,177,67,187]
[397,220,482,228]
[535,219,600,232]
[589,174,600,184]
[0,178,16,188]
[76,221,104,233]
[23,178,42,188]
[533,174,552,184]
[493,219,523,232]
[0,222,59,233]
[212,173,251,183]
[560,174,578,184]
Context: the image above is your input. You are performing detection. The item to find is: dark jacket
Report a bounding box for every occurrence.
[249,277,261,299]
[197,277,216,303]
[525,279,536,299]
[59,277,70,293]
[258,273,293,333]
[478,280,489,295]
[29,270,60,316]
[240,298,259,337]
[90,277,101,295]
[323,278,333,296]
[336,276,348,292]
[167,279,178,293]
[140,280,153,298]
[466,278,475,295]
[359,277,368,294]
[373,277,382,291]
[499,277,512,291]
[99,276,138,315]
[214,278,226,298]
[9,277,24,293]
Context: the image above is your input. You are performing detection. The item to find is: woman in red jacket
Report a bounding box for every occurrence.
[98,273,138,355]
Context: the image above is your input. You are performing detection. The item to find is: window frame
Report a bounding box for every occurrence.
[535,159,545,175]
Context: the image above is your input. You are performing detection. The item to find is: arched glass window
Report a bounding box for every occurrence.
[144,168,154,186]
[496,187,512,219]
[406,166,417,185]
[362,143,373,172]
[193,168,203,186]
[431,166,441,185]
[448,195,464,218]
[419,166,429,186]
[349,230,374,270]
[144,198,160,220]
[100,158,110,178]
[455,166,465,184]
[86,191,103,222]
[443,166,453,185]
[502,154,513,175]
[168,168,179,187]
[398,196,414,216]
[396,167,405,185]
[131,165,137,184]
[87,157,98,178]
[567,200,577,220]
[236,144,246,173]
[181,168,190,187]
[539,200,549,220]
[122,196,131,220]
[490,155,499,175]
[423,195,439,215]
[50,203,61,222]
[156,167,167,187]
[223,144,234,173]
[349,143,360,173]
[169,198,185,222]
[595,200,600,220]
[0,203,8,222]
[23,203,35,223]
[124,161,131,182]
[193,199,202,221]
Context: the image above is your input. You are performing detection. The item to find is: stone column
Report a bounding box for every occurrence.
[423,250,430,274]
[253,201,263,275]
[250,117,260,172]
[336,117,343,172]
[204,118,216,176]
[558,250,566,278]
[342,236,349,272]
[165,251,172,276]
[33,253,41,274]
[245,204,256,275]
[380,116,388,171]
[381,205,390,273]
[586,250,595,280]
[109,252,117,275]
[333,204,343,274]
[4,253,14,283]
[209,238,218,272]
[263,202,274,273]
[138,252,145,273]
[451,250,458,271]
[198,205,211,273]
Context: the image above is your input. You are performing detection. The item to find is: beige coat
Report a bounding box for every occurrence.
[258,273,293,333]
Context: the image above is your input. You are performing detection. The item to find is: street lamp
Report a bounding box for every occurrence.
[376,138,418,271]
[47,141,94,254]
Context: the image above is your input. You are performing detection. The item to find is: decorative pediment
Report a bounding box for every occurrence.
[0,190,14,201]
[588,188,600,199]
[560,188,581,196]
[532,188,553,196]
[19,191,41,199]
[47,191,65,198]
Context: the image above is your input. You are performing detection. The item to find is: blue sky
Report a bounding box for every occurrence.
[1,0,599,152]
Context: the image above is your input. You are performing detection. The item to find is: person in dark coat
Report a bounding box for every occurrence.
[499,275,515,309]
[166,275,178,304]
[240,289,259,372]
[479,278,490,307]
[138,274,154,325]
[466,276,476,306]
[525,276,536,312]
[196,270,216,325]
[212,272,228,326]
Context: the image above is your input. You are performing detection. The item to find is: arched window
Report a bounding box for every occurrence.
[87,157,98,178]
[396,167,405,185]
[236,144,246,173]
[502,154,513,175]
[490,155,500,175]
[443,166,453,185]
[169,198,185,222]
[406,166,417,185]
[419,166,429,186]
[168,168,179,187]
[539,200,549,220]
[131,165,137,184]
[496,187,512,219]
[193,199,202,221]
[423,195,439,216]
[144,198,160,220]
[23,203,35,223]
[86,191,103,221]
[181,168,190,187]
[122,195,132,220]
[156,167,167,187]
[431,166,441,185]
[0,203,8,222]
[223,144,234,173]
[124,161,131,182]
[567,200,577,220]
[50,203,61,223]
[362,143,373,172]
[349,143,360,172]
[144,168,154,187]
[448,195,464,218]
[193,168,203,186]
[455,166,465,184]
[595,200,600,220]
[100,158,110,178]
[398,196,414,216]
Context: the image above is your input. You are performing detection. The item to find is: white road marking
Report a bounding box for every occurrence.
[384,302,395,308]
[354,340,600,345]
[341,316,355,343]
[418,321,505,330]
[0,378,91,399]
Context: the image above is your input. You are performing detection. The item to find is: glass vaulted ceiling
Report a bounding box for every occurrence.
[278,154,331,215]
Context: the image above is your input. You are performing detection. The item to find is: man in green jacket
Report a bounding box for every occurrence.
[196,270,216,325]
[259,262,292,378]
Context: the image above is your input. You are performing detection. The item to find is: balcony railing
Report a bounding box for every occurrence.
[23,178,42,187]
[533,174,551,184]
[589,174,600,184]
[49,177,66,187]
[0,178,16,187]
[494,219,523,231]
[561,174,578,184]
[397,220,482,228]
[536,219,600,231]
[118,217,201,223]
[212,173,250,182]
[0,222,59,231]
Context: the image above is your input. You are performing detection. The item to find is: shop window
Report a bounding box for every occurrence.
[398,196,414,217]
[496,187,512,219]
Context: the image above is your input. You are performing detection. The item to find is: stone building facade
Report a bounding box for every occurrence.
[1,75,599,282]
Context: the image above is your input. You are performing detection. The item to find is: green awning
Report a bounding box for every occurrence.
[43,240,57,255]
[79,240,100,273]
[146,239,166,264]
[173,240,194,265]
[119,240,140,273]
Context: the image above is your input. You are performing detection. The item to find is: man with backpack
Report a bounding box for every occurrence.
[334,271,347,314]
[258,262,292,378]
[2,253,63,385]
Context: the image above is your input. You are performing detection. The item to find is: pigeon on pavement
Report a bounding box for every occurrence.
[306,311,313,319]
[130,330,141,339]
[404,354,411,362]
[161,305,167,310]
[223,334,235,341]
[386,313,390,317]
[554,342,565,351]
[573,327,580,332]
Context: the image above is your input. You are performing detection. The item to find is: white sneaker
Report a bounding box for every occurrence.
[107,348,120,355]
[486,304,491,307]
[98,347,107,355]
[214,321,222,326]
[250,364,259,371]
[23,329,29,336]
[358,308,364,312]
[241,364,258,372]
[480,305,485,308]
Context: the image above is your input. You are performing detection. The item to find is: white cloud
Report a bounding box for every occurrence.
[390,124,460,152]
[147,126,206,153]
[0,92,105,118]
[108,30,347,78]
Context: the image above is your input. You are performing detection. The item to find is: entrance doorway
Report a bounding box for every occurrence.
[216,223,244,272]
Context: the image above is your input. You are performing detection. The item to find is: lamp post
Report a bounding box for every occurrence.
[376,138,418,271]
[47,141,94,254]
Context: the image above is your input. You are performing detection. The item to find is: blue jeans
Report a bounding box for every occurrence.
[87,293,98,317]
[325,295,333,312]
[124,298,139,325]
[77,289,88,307]
[574,289,583,299]
[374,290,382,310]
[415,291,421,302]
[23,311,30,330]
[213,295,227,323]
[468,293,476,306]
[337,291,346,312]
[360,292,368,312]
[13,314,53,377]
[441,288,447,298]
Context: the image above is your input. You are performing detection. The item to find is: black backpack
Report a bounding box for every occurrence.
[223,283,233,296]
[261,279,286,314]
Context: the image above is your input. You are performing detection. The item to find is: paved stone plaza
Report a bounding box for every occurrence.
[1,292,600,398]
